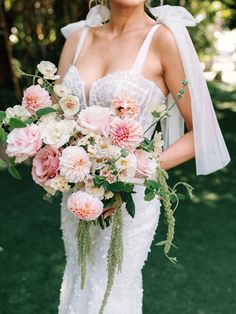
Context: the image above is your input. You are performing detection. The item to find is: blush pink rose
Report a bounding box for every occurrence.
[78,105,112,136]
[67,191,103,221]
[109,117,143,151]
[22,84,52,115]
[135,149,157,179]
[6,124,42,163]
[32,145,60,185]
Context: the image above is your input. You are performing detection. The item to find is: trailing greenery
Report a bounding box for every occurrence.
[99,194,123,314]
[76,220,93,289]
[155,167,194,263]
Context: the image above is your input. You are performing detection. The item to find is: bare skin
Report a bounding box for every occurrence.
[57,0,195,174]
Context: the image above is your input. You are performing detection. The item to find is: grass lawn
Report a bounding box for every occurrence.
[0,81,235,314]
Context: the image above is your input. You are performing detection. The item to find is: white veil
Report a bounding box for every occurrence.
[61,4,231,176]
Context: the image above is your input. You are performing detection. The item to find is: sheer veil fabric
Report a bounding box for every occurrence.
[61,3,230,175]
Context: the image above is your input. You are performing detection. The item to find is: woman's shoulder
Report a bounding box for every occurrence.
[153,24,177,50]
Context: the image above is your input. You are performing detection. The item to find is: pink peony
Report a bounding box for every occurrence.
[59,146,91,183]
[6,124,42,163]
[109,117,143,151]
[78,105,112,136]
[22,84,52,115]
[32,145,60,185]
[112,95,140,119]
[135,149,157,179]
[67,191,103,221]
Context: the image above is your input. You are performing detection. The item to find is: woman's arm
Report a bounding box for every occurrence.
[155,26,195,171]
[56,30,82,85]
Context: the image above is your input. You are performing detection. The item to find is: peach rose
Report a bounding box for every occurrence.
[112,95,140,119]
[67,191,103,221]
[109,117,143,151]
[135,149,157,179]
[22,84,52,115]
[32,145,60,185]
[6,124,42,163]
[59,146,91,183]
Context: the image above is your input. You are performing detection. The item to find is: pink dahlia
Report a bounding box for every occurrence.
[109,117,143,151]
[59,146,91,183]
[112,95,140,119]
[32,145,60,185]
[22,84,52,115]
[67,191,103,221]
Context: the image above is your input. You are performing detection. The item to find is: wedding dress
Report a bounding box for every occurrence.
[58,5,230,314]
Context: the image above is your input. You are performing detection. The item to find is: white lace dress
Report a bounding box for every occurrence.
[58,24,167,314]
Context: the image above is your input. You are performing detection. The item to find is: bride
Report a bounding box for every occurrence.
[56,1,230,313]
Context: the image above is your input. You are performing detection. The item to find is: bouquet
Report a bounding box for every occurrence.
[0,61,193,313]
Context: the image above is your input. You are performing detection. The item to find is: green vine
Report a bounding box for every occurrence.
[156,167,178,263]
[99,194,123,314]
[76,220,93,289]
[156,167,194,263]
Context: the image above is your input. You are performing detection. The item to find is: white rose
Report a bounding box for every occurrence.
[116,152,137,182]
[38,114,76,148]
[5,105,31,124]
[54,84,72,98]
[37,61,60,80]
[148,102,167,117]
[59,95,81,116]
[44,175,71,194]
[85,183,105,200]
[153,132,164,158]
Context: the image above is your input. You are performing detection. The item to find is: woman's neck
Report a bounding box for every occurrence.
[107,3,153,34]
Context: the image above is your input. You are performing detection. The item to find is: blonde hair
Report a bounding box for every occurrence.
[89,0,150,9]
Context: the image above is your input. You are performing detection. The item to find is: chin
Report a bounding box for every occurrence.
[110,0,146,7]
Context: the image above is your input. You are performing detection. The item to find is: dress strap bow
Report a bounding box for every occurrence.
[61,5,110,39]
[147,5,196,27]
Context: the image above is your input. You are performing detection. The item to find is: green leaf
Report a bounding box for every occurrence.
[124,193,135,218]
[177,193,185,200]
[8,164,22,180]
[98,216,105,230]
[93,175,106,187]
[144,188,155,201]
[9,118,26,129]
[0,111,6,122]
[0,127,7,142]
[145,179,160,191]
[24,117,35,125]
[109,182,134,193]
[170,194,178,203]
[36,107,57,117]
[0,159,6,168]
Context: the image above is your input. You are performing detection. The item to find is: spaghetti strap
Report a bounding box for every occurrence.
[132,24,160,73]
[72,27,90,66]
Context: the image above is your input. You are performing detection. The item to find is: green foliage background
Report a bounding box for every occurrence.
[0,1,235,313]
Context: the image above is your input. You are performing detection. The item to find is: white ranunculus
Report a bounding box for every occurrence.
[53,84,72,98]
[59,95,81,116]
[148,102,167,117]
[107,145,122,158]
[5,105,31,124]
[37,61,60,80]
[38,113,76,148]
[116,152,137,182]
[153,131,164,158]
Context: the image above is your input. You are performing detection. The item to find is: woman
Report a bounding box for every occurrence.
[56,1,230,313]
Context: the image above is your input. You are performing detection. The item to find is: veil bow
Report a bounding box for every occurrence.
[61,5,110,38]
[61,4,230,175]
